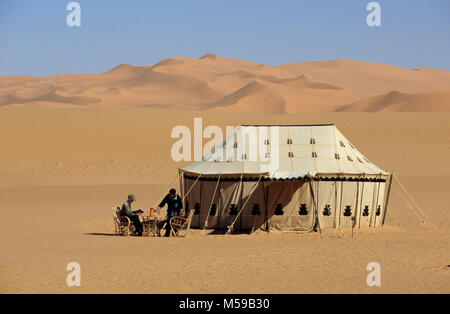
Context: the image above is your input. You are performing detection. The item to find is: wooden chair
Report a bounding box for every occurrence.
[170,209,195,237]
[112,207,135,236]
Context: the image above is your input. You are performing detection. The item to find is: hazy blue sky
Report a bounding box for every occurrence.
[0,0,449,76]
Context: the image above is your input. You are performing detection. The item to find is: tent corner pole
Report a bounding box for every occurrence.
[382,172,394,226]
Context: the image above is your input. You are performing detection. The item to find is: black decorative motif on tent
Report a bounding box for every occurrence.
[275,204,284,215]
[288,152,294,158]
[264,139,270,145]
[299,204,308,215]
[343,205,352,217]
[363,205,370,216]
[210,204,217,216]
[251,204,261,216]
[340,141,345,147]
[310,138,316,144]
[323,204,332,216]
[376,205,381,216]
[312,152,318,158]
[194,203,200,215]
[229,204,238,215]
[287,139,293,144]
[335,153,341,160]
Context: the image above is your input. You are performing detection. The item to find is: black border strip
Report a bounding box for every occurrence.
[183,174,386,183]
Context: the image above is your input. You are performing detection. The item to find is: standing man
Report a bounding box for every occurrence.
[157,188,183,237]
[121,194,143,236]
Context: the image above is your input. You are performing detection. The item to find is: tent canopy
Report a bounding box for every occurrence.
[181,124,389,180]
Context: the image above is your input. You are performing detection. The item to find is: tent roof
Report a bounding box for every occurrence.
[181,124,389,179]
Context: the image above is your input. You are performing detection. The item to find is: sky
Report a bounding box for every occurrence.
[0,0,449,76]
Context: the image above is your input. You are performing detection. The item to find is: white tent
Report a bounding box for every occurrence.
[180,124,392,232]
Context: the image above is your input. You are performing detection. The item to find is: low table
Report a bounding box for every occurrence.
[142,216,163,237]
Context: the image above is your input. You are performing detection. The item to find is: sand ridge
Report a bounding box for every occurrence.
[1,55,449,112]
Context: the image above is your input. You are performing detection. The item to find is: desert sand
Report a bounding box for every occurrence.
[0,56,449,293]
[0,107,449,293]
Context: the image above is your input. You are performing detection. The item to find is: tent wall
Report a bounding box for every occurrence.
[184,177,202,228]
[199,180,221,229]
[358,182,374,227]
[372,182,386,227]
[183,174,387,231]
[266,181,315,232]
[240,181,266,230]
[338,181,358,228]
[217,181,243,229]
[316,181,338,229]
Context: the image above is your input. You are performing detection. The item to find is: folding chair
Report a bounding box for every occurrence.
[112,207,135,236]
[169,209,195,237]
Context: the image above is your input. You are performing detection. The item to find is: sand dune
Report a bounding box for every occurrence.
[209,81,286,114]
[274,75,343,90]
[1,55,449,112]
[337,90,450,112]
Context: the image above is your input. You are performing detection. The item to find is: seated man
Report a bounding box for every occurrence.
[157,188,183,237]
[121,194,143,236]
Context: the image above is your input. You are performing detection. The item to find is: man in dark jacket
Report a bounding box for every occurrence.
[157,188,183,237]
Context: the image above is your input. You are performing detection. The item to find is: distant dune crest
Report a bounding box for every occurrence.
[1,55,449,112]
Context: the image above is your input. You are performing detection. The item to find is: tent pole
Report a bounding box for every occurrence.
[382,173,394,226]
[202,175,221,235]
[358,179,365,228]
[225,175,262,236]
[333,181,337,228]
[179,170,183,214]
[353,181,360,236]
[373,179,381,227]
[264,184,269,233]
[181,174,202,203]
[369,178,378,227]
[178,169,182,200]
[308,179,321,234]
[250,180,264,234]
[338,180,344,228]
